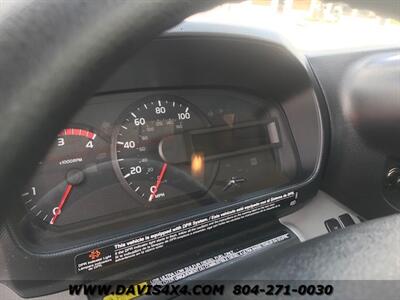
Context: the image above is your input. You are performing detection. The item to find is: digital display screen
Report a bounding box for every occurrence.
[192,123,273,157]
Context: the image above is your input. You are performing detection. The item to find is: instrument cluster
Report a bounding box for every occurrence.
[21,89,299,231]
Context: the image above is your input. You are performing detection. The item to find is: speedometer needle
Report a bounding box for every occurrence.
[50,184,73,225]
[149,163,168,202]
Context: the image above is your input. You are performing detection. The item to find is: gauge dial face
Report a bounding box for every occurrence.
[21,128,100,225]
[112,95,217,205]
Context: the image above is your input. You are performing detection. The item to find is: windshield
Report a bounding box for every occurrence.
[188,0,400,53]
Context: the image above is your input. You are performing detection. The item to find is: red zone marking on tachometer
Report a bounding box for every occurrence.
[58,128,96,140]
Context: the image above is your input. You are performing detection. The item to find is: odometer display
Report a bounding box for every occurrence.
[112,95,217,205]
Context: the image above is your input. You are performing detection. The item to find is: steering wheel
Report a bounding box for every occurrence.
[0,0,398,287]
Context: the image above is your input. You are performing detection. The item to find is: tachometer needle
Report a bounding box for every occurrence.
[50,184,73,225]
[149,163,168,202]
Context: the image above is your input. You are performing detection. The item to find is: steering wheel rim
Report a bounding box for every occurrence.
[0,0,227,219]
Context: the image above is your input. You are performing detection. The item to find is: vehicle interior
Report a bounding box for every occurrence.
[0,0,399,299]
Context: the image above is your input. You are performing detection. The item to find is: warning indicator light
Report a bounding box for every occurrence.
[191,153,204,177]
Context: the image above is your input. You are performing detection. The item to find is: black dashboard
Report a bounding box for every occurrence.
[2,30,327,297]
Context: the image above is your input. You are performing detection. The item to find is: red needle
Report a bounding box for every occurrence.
[149,163,168,202]
[50,184,73,225]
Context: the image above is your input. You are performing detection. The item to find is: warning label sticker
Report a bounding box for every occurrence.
[75,191,297,273]
[150,232,291,285]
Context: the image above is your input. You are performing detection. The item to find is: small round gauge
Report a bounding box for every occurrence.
[21,128,100,225]
[112,95,217,205]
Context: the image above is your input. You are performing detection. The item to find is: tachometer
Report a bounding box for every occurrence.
[21,128,101,225]
[112,95,217,205]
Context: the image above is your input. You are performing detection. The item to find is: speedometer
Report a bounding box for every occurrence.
[112,95,218,205]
